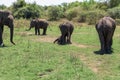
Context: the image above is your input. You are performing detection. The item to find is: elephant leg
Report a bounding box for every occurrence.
[98,31,106,53]
[64,35,67,44]
[60,35,64,44]
[37,28,40,35]
[110,28,115,47]
[68,35,72,44]
[60,35,65,45]
[63,33,67,44]
[0,27,4,47]
[1,25,4,34]
[67,32,72,44]
[106,31,113,53]
[35,27,37,35]
[43,28,47,35]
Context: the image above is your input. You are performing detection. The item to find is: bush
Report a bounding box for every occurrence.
[107,7,120,19]
[115,19,120,25]
[86,10,108,25]
[0,5,7,10]
[65,7,80,20]
[14,4,40,19]
[77,11,87,22]
[47,6,64,21]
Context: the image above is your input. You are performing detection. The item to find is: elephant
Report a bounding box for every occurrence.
[0,10,15,47]
[54,22,74,45]
[95,16,116,54]
[27,18,49,35]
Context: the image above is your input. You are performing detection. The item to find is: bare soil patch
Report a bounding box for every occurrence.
[72,43,89,48]
[32,35,56,43]
[76,54,101,73]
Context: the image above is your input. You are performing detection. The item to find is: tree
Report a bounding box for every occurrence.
[11,0,41,19]
[47,6,64,20]
[108,0,120,8]
[12,0,26,12]
[0,5,7,10]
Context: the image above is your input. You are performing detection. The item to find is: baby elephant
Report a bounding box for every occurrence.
[27,18,48,35]
[54,22,74,45]
[95,17,116,54]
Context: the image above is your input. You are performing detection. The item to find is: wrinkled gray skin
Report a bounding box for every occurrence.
[28,19,48,35]
[54,22,74,45]
[0,10,15,47]
[95,17,116,54]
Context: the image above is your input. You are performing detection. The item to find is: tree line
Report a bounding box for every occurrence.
[0,0,120,24]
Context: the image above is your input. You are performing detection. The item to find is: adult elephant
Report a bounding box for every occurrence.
[54,22,74,45]
[0,10,15,47]
[95,17,116,54]
[27,18,49,35]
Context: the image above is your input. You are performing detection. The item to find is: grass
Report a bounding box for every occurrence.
[0,19,120,80]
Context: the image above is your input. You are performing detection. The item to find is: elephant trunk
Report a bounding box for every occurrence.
[10,27,15,45]
[26,26,32,31]
[54,38,58,43]
[54,36,61,44]
[28,27,31,31]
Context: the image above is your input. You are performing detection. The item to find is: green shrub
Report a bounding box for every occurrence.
[86,10,108,25]
[14,6,40,19]
[115,19,120,25]
[47,6,64,21]
[0,4,7,10]
[65,7,80,20]
[107,7,120,19]
[77,11,87,22]
[13,3,41,19]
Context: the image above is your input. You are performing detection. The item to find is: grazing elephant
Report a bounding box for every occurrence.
[0,10,15,47]
[27,18,48,35]
[95,17,116,54]
[54,22,74,45]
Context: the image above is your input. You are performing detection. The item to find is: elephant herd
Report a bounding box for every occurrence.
[0,10,116,54]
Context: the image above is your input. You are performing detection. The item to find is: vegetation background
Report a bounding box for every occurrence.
[1,0,120,24]
[0,0,120,80]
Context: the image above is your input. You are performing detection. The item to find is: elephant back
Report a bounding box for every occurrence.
[37,19,48,28]
[96,17,116,29]
[59,22,74,34]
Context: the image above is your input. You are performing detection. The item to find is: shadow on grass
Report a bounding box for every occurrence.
[0,45,8,48]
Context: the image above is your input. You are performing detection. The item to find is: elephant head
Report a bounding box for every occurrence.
[27,19,37,31]
[0,10,15,46]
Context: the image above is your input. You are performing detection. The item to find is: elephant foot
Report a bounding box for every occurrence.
[42,34,46,35]
[94,50,105,55]
[67,41,72,44]
[106,49,113,54]
[59,42,65,45]
[0,43,5,47]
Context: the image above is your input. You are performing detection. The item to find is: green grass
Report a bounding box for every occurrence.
[0,20,120,80]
